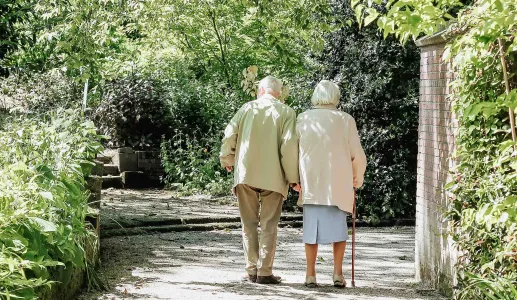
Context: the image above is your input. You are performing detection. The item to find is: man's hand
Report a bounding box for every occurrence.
[225,166,233,172]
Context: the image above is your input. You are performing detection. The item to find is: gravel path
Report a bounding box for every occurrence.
[79,226,444,300]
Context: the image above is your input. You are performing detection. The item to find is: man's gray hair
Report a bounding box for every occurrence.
[311,80,340,106]
[258,76,283,94]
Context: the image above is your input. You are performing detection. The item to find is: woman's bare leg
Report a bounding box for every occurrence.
[305,243,318,277]
[332,241,346,275]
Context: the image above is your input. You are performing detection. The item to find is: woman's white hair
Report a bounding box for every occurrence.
[258,76,283,94]
[311,80,340,106]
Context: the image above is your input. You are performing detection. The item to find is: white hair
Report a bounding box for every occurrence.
[258,76,283,95]
[311,80,340,106]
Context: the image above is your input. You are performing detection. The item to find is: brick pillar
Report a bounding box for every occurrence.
[415,33,457,295]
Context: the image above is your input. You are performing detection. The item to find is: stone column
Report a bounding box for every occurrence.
[415,31,458,295]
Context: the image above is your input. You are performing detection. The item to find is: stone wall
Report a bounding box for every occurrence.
[415,33,457,295]
[136,150,163,183]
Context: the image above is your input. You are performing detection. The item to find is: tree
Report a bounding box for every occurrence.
[0,0,33,77]
[140,0,334,88]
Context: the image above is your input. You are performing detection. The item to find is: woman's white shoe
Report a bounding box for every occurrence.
[304,276,318,288]
[333,274,346,288]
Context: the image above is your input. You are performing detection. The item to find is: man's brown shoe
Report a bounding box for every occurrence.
[256,275,282,284]
[242,274,257,283]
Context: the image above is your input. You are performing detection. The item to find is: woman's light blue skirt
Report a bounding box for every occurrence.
[303,204,349,244]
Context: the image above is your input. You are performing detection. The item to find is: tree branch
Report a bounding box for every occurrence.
[209,8,231,87]
[498,38,517,143]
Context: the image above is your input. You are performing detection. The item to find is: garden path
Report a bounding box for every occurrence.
[80,189,444,300]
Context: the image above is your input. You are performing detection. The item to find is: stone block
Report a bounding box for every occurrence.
[96,155,112,164]
[118,147,134,153]
[113,152,138,172]
[86,208,101,238]
[102,175,123,189]
[121,171,148,189]
[103,164,120,176]
[90,160,104,176]
[85,176,102,209]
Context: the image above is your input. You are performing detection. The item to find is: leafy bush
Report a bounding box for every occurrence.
[161,131,232,196]
[163,70,237,141]
[155,65,238,195]
[0,70,80,113]
[445,36,517,299]
[0,109,103,298]
[92,76,173,150]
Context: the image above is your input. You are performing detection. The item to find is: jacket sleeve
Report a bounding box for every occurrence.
[220,108,243,168]
[280,109,299,184]
[348,117,367,188]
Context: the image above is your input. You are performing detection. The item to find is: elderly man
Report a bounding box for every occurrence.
[220,76,299,284]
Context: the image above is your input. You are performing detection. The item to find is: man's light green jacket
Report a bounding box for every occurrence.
[220,94,299,198]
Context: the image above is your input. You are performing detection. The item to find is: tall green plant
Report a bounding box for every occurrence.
[0,109,104,298]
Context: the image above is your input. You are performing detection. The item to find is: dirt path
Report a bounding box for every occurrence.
[80,225,444,300]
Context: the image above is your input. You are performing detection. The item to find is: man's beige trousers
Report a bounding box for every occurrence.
[235,184,283,276]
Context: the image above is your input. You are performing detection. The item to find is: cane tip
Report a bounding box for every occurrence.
[351,281,356,288]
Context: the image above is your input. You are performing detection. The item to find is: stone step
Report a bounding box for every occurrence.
[101,215,304,231]
[100,221,303,238]
[103,164,120,176]
[102,175,123,189]
[100,218,416,238]
[85,176,102,209]
[96,155,112,164]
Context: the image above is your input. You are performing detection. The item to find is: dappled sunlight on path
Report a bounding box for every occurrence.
[80,227,444,300]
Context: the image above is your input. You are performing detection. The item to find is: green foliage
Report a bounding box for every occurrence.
[352,0,463,44]
[0,1,32,77]
[141,0,334,87]
[0,70,80,113]
[2,0,144,82]
[159,71,235,195]
[161,132,233,196]
[462,273,517,300]
[0,109,103,298]
[92,75,173,149]
[355,0,517,298]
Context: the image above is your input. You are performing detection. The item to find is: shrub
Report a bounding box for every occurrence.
[0,109,103,298]
[445,34,517,299]
[161,131,233,196]
[158,68,237,195]
[93,76,173,150]
[0,70,80,113]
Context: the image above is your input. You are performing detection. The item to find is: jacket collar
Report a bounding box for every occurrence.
[314,104,338,110]
[259,94,281,102]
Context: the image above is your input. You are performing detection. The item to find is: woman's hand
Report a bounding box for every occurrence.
[291,183,302,192]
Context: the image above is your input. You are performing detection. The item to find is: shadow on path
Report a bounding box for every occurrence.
[80,226,443,300]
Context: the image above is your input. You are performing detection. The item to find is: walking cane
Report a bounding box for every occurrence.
[351,189,356,287]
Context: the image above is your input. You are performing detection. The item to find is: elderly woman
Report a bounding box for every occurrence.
[295,80,367,288]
